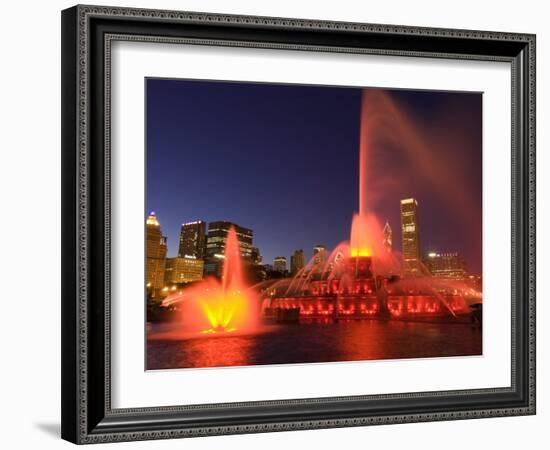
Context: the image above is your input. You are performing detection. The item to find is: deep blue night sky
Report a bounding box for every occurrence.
[146,79,482,273]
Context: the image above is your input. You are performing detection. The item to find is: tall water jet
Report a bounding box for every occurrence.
[358,90,369,217]
[352,92,383,260]
[350,91,377,260]
[258,88,480,322]
[350,214,372,257]
[162,226,258,334]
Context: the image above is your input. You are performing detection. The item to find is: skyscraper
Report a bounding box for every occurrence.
[146,211,167,294]
[400,198,421,275]
[313,245,326,267]
[204,221,254,277]
[290,249,305,275]
[178,220,206,259]
[273,256,287,274]
[250,246,263,265]
[425,252,466,278]
[383,220,393,253]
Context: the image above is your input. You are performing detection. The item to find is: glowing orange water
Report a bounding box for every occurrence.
[350,214,373,257]
[350,91,379,259]
[359,90,369,217]
[162,226,257,334]
[350,92,400,274]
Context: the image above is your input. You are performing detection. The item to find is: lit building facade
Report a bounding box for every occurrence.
[425,252,466,278]
[290,249,305,275]
[204,221,253,277]
[400,198,421,275]
[383,220,393,253]
[251,246,263,265]
[146,211,167,294]
[178,220,206,259]
[273,256,287,273]
[313,244,326,266]
[164,257,204,284]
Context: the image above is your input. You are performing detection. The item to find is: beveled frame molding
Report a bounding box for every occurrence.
[61,4,536,444]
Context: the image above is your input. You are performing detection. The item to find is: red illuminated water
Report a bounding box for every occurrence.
[147,320,481,370]
[359,91,369,216]
[152,87,482,364]
[162,227,258,334]
[258,88,481,319]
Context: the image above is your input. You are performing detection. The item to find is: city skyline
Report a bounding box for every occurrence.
[146,79,484,372]
[147,195,473,277]
[147,79,482,272]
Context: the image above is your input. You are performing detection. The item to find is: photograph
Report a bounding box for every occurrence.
[145,79,483,370]
[53,2,537,445]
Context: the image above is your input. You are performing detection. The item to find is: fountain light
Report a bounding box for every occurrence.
[161,226,258,334]
[350,248,372,257]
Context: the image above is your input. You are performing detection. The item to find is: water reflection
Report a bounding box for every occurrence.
[147,320,481,370]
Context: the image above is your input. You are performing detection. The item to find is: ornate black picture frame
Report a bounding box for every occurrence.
[61,4,536,444]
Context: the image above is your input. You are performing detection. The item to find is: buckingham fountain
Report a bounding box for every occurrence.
[161,90,482,335]
[257,211,480,322]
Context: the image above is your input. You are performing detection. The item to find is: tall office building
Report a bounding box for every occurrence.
[204,221,254,276]
[146,211,167,293]
[313,244,326,266]
[290,249,305,275]
[400,198,421,275]
[383,220,393,253]
[425,252,466,278]
[178,220,206,259]
[273,256,287,274]
[164,257,204,284]
[250,246,263,265]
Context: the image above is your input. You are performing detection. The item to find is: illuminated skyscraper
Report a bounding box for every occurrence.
[400,198,421,275]
[204,221,253,277]
[290,249,305,275]
[146,211,167,294]
[178,220,206,259]
[425,252,466,278]
[383,220,393,253]
[251,246,262,265]
[273,256,287,274]
[313,244,326,266]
